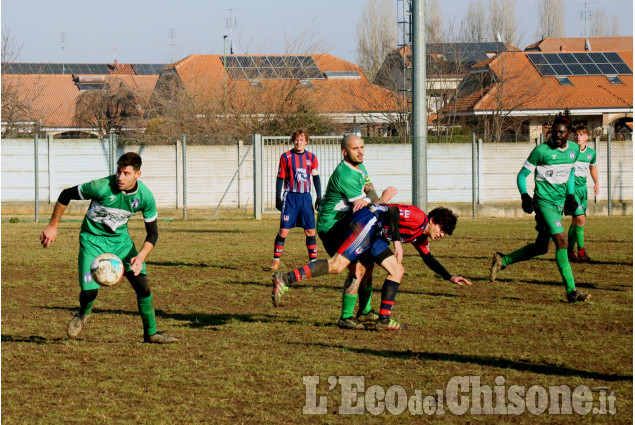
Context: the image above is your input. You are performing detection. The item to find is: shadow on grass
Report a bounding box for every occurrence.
[492,278,601,290]
[238,280,459,297]
[39,306,301,328]
[146,261,238,270]
[159,229,243,234]
[297,342,632,382]
[1,334,66,344]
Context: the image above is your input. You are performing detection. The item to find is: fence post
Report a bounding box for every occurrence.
[472,132,476,218]
[47,134,53,203]
[594,136,599,204]
[182,134,187,220]
[238,139,243,209]
[34,134,39,222]
[540,132,544,145]
[478,138,483,204]
[253,134,263,220]
[607,133,612,216]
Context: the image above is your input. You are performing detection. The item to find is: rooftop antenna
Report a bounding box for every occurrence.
[60,32,66,74]
[580,2,590,37]
[224,8,239,54]
[169,28,177,63]
[112,46,119,63]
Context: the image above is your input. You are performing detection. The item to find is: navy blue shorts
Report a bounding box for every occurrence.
[280,192,315,230]
[336,208,389,262]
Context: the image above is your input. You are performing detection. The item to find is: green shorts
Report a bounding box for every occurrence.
[533,198,565,236]
[565,186,588,217]
[78,232,145,290]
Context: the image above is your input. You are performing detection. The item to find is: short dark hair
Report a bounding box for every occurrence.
[428,207,458,235]
[551,109,573,131]
[117,152,142,171]
[290,130,309,144]
[574,124,588,134]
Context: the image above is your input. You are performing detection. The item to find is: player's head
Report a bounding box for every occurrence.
[341,134,364,166]
[290,130,308,152]
[116,152,142,191]
[574,124,589,146]
[427,207,458,238]
[549,111,573,147]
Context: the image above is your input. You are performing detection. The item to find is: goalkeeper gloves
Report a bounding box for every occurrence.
[314,196,322,211]
[521,193,533,214]
[275,198,283,211]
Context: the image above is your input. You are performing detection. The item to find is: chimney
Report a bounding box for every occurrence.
[114,59,120,69]
[560,45,566,51]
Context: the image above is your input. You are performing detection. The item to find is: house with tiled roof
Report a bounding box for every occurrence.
[150,53,402,136]
[525,36,633,52]
[1,62,163,137]
[441,45,633,141]
[374,42,520,113]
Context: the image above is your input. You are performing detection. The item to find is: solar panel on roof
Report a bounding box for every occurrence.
[221,55,324,80]
[582,63,601,75]
[603,52,621,62]
[612,63,632,74]
[552,64,570,75]
[589,53,608,63]
[528,52,632,76]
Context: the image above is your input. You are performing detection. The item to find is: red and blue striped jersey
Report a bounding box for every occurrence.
[378,204,430,254]
[277,150,319,193]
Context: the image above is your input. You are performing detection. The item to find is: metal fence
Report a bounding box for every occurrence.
[1,134,632,221]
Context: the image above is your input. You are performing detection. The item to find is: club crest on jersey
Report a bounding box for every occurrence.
[355,247,364,255]
[84,272,92,283]
[569,152,576,159]
[131,199,140,209]
[587,154,592,160]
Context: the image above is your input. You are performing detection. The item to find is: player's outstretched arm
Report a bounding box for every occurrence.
[40,185,81,248]
[590,164,600,196]
[419,251,471,286]
[517,168,533,214]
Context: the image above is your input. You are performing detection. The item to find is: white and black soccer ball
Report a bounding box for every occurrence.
[90,253,124,287]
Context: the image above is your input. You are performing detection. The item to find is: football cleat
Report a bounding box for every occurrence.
[489,252,505,282]
[567,249,579,262]
[271,273,289,307]
[577,248,591,262]
[337,316,366,330]
[270,259,280,271]
[356,309,379,323]
[144,331,178,344]
[566,290,590,303]
[375,318,407,331]
[67,312,90,339]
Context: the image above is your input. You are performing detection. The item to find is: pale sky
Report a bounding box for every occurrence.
[1,0,633,65]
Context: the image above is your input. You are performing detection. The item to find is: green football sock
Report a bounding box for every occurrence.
[79,299,95,317]
[555,249,576,293]
[567,225,576,250]
[137,294,157,336]
[357,285,373,315]
[341,293,358,319]
[575,225,585,249]
[502,243,539,267]
[78,290,97,316]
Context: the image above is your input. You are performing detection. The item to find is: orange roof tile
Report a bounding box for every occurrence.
[166,54,401,114]
[2,74,158,128]
[526,36,633,52]
[449,50,632,114]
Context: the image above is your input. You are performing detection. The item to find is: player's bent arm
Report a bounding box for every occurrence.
[516,167,531,195]
[40,185,81,248]
[144,218,159,246]
[590,164,600,195]
[312,174,322,197]
[566,167,575,195]
[276,177,284,199]
[419,251,452,281]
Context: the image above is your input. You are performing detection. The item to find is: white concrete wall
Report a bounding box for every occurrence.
[2,138,631,213]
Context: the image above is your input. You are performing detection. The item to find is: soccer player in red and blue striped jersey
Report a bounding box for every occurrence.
[270,130,322,271]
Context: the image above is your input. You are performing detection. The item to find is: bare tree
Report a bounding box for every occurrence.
[356,0,398,82]
[74,79,146,137]
[536,0,564,39]
[460,0,487,42]
[1,28,42,137]
[426,0,444,43]
[611,13,620,37]
[488,0,517,45]
[589,9,612,37]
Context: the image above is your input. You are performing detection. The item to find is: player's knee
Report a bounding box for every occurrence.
[125,272,152,298]
[278,229,290,238]
[392,263,405,280]
[304,229,316,237]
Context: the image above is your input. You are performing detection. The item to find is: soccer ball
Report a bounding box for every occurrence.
[90,253,124,286]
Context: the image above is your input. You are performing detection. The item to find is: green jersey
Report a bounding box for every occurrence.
[316,161,371,233]
[573,145,597,188]
[79,175,158,238]
[523,141,580,206]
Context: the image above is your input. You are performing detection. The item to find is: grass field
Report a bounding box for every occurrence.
[1,214,632,424]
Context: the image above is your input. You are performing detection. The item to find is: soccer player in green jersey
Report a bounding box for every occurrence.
[272,134,398,329]
[40,152,178,343]
[489,114,590,303]
[566,124,599,262]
